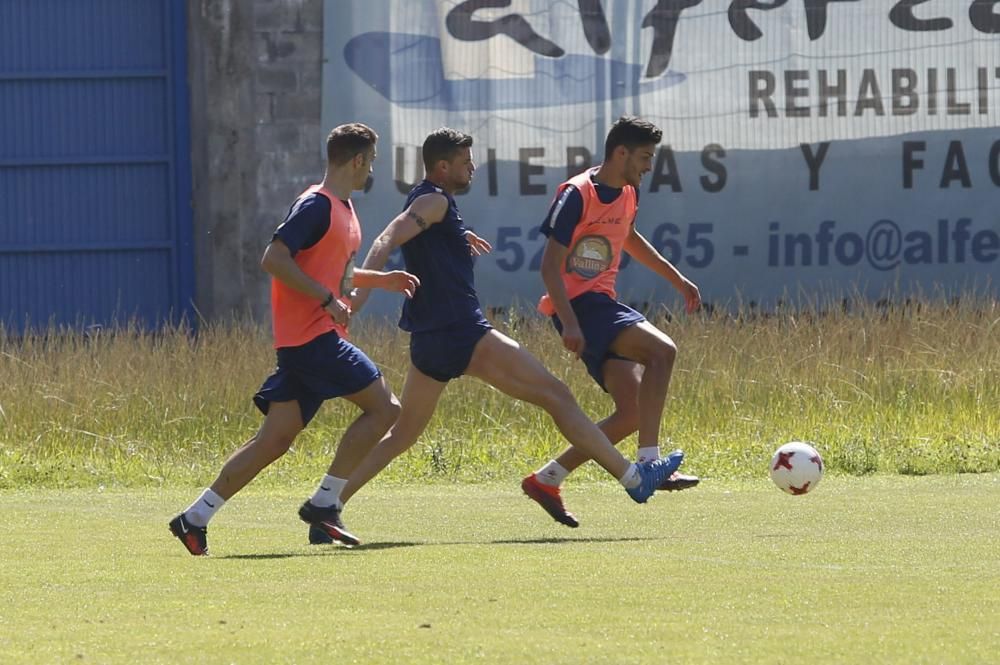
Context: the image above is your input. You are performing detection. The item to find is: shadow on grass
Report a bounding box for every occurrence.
[215,535,662,559]
[215,551,332,560]
[215,541,420,559]
[489,536,661,545]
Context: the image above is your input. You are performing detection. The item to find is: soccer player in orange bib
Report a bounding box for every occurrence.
[168,123,419,555]
[522,116,703,528]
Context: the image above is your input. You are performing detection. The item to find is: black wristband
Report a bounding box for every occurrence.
[320,292,334,308]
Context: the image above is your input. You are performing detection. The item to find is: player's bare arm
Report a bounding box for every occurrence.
[352,193,449,311]
[361,193,449,271]
[261,238,350,325]
[353,268,420,299]
[623,225,702,312]
[464,230,493,256]
[540,237,585,356]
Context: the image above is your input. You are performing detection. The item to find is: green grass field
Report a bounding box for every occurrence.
[2,477,998,664]
[2,299,998,487]
[1,301,998,662]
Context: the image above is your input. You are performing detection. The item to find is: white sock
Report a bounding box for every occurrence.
[534,460,569,487]
[618,463,641,489]
[637,446,660,465]
[183,488,225,528]
[310,474,347,509]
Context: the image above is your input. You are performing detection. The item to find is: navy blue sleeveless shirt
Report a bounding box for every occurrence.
[399,180,484,332]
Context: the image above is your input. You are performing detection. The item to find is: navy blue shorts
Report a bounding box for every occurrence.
[253,330,381,427]
[409,317,493,382]
[552,292,645,391]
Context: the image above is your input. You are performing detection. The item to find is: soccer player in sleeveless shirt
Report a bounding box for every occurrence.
[309,127,684,543]
[522,116,703,528]
[168,123,419,555]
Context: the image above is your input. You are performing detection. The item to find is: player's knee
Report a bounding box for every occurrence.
[372,394,402,431]
[647,338,677,371]
[540,378,576,413]
[384,396,402,427]
[261,432,295,459]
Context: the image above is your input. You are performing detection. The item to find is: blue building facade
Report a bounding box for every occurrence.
[0,0,194,332]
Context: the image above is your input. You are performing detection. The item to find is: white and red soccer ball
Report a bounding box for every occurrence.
[770,442,823,495]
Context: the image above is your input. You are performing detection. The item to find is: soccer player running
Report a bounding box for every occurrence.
[308,128,684,543]
[521,116,702,528]
[168,123,419,555]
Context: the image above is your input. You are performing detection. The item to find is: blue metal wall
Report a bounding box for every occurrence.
[0,0,193,332]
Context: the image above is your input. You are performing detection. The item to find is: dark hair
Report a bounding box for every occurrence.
[603,116,662,160]
[326,123,378,165]
[422,127,474,171]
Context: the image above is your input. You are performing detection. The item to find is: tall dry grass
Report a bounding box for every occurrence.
[1,298,997,488]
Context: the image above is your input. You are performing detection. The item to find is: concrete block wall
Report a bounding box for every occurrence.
[188,0,325,322]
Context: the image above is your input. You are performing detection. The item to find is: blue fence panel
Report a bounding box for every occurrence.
[0,250,173,329]
[0,0,193,332]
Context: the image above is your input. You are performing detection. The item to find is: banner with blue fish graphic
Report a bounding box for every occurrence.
[323,0,1000,317]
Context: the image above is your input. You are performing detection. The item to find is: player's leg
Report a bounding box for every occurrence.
[553,359,643,472]
[608,320,677,447]
[212,400,305,498]
[538,355,697,493]
[608,322,699,491]
[529,293,651,478]
[465,330,628,477]
[339,364,447,505]
[521,359,640,526]
[309,331,452,543]
[465,330,680,502]
[169,400,304,555]
[299,375,401,546]
[319,375,401,495]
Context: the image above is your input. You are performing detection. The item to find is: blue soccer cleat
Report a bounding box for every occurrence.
[626,450,685,504]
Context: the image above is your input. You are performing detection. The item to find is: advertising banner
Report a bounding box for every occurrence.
[323,0,1000,315]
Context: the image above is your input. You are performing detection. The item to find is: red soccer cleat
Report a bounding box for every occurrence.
[169,514,209,556]
[521,474,580,528]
